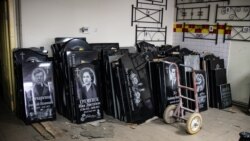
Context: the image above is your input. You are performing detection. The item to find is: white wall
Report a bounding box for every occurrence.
[20,0,175,54]
[20,0,250,104]
[228,42,250,104]
[227,0,250,104]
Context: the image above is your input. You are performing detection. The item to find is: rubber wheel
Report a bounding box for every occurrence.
[186,113,202,134]
[163,105,176,124]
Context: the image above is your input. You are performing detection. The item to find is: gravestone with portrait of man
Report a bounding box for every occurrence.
[22,62,56,124]
[162,63,180,108]
[148,59,182,118]
[13,47,49,122]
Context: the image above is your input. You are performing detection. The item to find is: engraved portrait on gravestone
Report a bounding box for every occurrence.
[79,67,97,99]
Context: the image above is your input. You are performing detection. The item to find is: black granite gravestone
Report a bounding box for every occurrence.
[149,61,180,117]
[186,71,208,112]
[207,59,225,108]
[120,53,155,123]
[211,69,227,108]
[216,84,232,109]
[13,48,49,122]
[72,63,103,123]
[22,62,56,124]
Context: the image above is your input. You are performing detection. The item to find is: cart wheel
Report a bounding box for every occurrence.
[163,105,176,124]
[186,113,202,134]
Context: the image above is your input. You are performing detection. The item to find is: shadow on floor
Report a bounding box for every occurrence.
[0,100,41,141]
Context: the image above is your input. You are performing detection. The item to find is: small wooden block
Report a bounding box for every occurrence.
[32,123,54,140]
[40,121,64,138]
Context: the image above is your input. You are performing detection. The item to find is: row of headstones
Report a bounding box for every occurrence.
[13,38,232,124]
[13,38,156,124]
[137,42,232,113]
[12,38,178,124]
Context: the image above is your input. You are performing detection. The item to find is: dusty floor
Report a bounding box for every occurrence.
[0,102,249,141]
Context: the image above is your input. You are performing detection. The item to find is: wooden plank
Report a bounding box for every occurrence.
[40,121,64,138]
[32,123,54,140]
[7,0,18,112]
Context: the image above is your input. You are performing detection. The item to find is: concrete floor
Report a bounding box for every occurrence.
[0,103,250,141]
[0,102,41,141]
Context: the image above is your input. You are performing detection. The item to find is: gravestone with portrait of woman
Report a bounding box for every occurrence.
[72,63,103,124]
[63,50,99,122]
[51,37,93,120]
